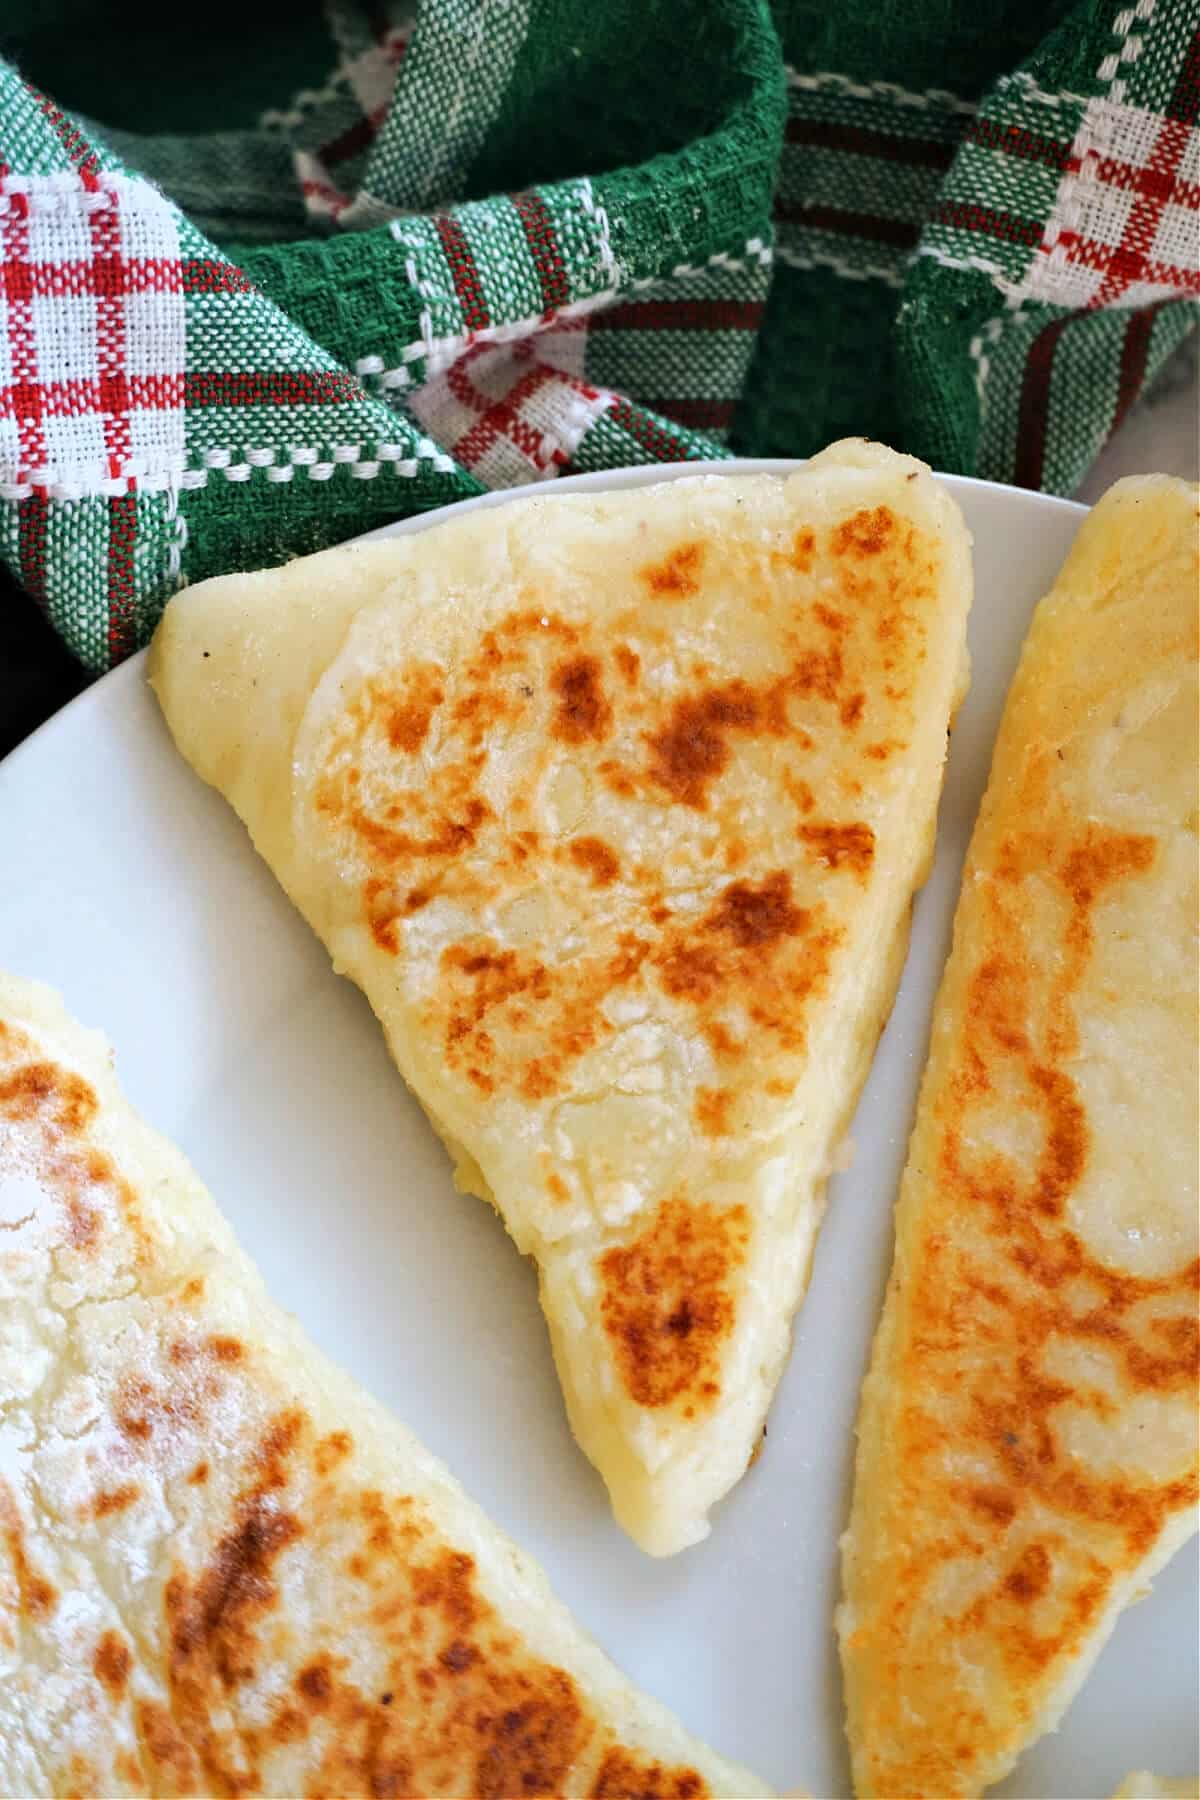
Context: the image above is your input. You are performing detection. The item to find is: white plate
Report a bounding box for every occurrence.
[1,463,1195,1799]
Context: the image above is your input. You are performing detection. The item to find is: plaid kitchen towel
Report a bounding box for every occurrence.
[0,0,1195,671]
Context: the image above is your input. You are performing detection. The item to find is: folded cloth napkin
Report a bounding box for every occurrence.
[0,0,1195,671]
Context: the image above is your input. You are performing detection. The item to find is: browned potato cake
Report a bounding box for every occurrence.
[839,477,1199,1798]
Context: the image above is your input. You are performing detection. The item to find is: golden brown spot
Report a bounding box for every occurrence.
[135,1700,197,1789]
[552,654,612,745]
[169,1498,303,1688]
[567,836,620,886]
[113,1359,232,1449]
[348,793,493,871]
[93,1630,132,1698]
[116,1380,155,1441]
[171,1333,245,1367]
[1060,830,1155,940]
[296,1659,334,1705]
[590,1746,709,1798]
[314,1430,354,1477]
[0,1480,57,1620]
[706,870,808,948]
[85,1482,140,1520]
[644,680,761,808]
[865,739,902,761]
[0,1060,96,1133]
[189,1462,210,1486]
[814,601,851,637]
[1003,1540,1052,1603]
[789,527,816,572]
[598,1197,750,1410]
[967,1485,1017,1527]
[256,1410,306,1488]
[640,541,704,598]
[615,644,641,685]
[386,664,444,753]
[799,820,876,878]
[0,1059,123,1251]
[439,941,557,1093]
[655,878,839,1056]
[791,641,844,703]
[547,1173,569,1203]
[62,1755,98,1800]
[832,504,895,557]
[785,772,816,814]
[694,1087,732,1137]
[840,690,866,729]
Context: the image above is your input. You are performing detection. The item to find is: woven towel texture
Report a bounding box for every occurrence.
[0,0,1195,669]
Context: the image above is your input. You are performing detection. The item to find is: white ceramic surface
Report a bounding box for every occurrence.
[1,463,1195,1799]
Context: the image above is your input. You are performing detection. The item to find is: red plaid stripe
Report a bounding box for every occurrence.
[964,117,1072,171]
[182,369,361,407]
[0,373,183,417]
[29,88,99,179]
[592,299,765,331]
[181,259,255,295]
[107,489,137,662]
[604,397,691,463]
[777,200,920,247]
[2,256,183,298]
[87,188,132,480]
[644,397,737,430]
[932,200,1043,246]
[17,489,47,602]
[786,117,955,170]
[1110,303,1158,434]
[1014,314,1070,489]
[511,190,571,316]
[1,192,47,477]
[434,212,490,333]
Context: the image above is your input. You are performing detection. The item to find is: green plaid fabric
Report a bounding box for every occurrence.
[0,0,1195,671]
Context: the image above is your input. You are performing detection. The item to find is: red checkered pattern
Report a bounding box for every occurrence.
[0,170,185,497]
[407,327,612,486]
[1027,95,1200,307]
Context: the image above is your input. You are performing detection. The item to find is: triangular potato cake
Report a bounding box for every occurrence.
[838,477,1199,1796]
[150,440,972,1555]
[0,970,769,1799]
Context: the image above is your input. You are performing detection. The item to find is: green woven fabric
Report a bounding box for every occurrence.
[0,0,1194,671]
